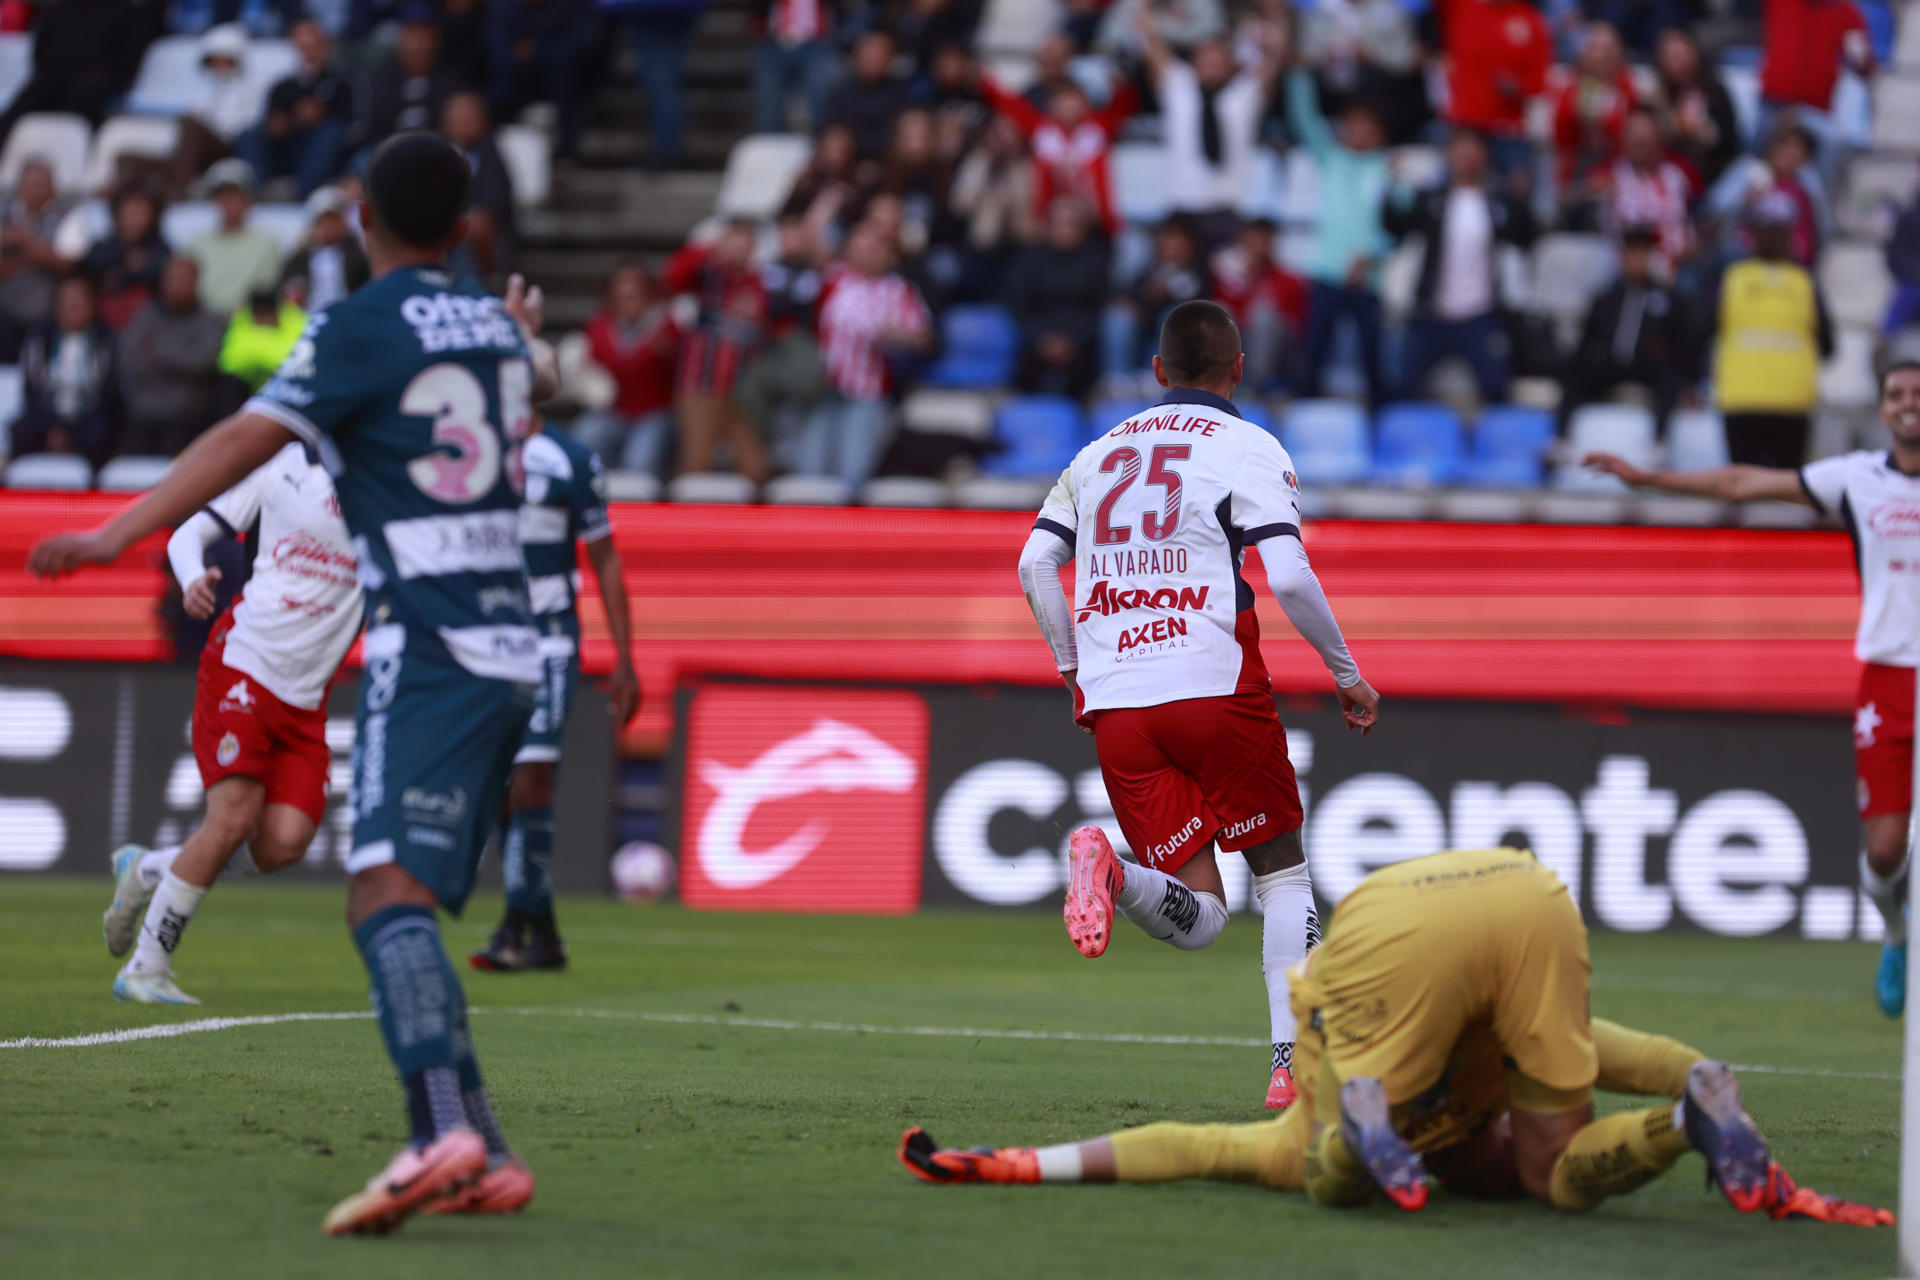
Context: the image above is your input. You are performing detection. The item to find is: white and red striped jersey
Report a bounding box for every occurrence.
[768,0,827,43]
[189,443,363,709]
[1606,158,1694,267]
[1033,390,1305,712]
[815,269,930,401]
[1801,450,1920,668]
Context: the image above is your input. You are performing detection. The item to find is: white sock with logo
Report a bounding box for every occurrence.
[136,845,181,889]
[128,871,208,974]
[1253,863,1319,1065]
[1862,850,1909,944]
[1033,1144,1085,1182]
[1115,861,1228,951]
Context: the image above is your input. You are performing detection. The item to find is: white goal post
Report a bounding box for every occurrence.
[1901,670,1920,1273]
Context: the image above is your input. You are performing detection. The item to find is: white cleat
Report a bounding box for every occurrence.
[113,966,200,1005]
[103,844,155,958]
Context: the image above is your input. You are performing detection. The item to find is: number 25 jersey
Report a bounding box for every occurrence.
[246,265,542,686]
[1033,389,1305,714]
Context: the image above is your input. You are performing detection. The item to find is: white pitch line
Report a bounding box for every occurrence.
[0,1007,1902,1081]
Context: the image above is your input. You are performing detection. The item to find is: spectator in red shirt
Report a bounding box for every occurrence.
[662,219,774,482]
[1209,216,1307,390]
[801,220,931,489]
[1436,0,1552,179]
[573,263,681,476]
[1550,22,1636,196]
[977,64,1136,237]
[1759,0,1873,180]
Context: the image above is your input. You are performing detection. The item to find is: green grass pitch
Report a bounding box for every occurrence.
[0,877,1905,1279]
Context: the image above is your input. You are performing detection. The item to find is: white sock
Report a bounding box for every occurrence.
[1253,863,1320,1056]
[1115,861,1228,950]
[135,845,181,889]
[128,871,208,974]
[1033,1144,1084,1182]
[1861,850,1908,945]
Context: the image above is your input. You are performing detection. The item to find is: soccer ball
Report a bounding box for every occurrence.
[611,841,676,904]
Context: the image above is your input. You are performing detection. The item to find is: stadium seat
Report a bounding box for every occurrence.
[859,476,947,507]
[1864,0,1896,66]
[1635,494,1727,526]
[976,0,1059,56]
[1555,404,1655,491]
[1666,408,1730,471]
[1738,502,1819,529]
[950,475,1049,509]
[247,203,307,252]
[1839,154,1920,237]
[1235,397,1277,438]
[1873,76,1920,150]
[1280,398,1372,486]
[496,124,551,207]
[1372,402,1465,486]
[766,475,854,506]
[900,388,995,440]
[95,455,173,491]
[1821,243,1895,330]
[1464,404,1554,487]
[0,362,23,431]
[0,113,91,193]
[82,115,179,192]
[0,34,32,115]
[1089,398,1153,438]
[604,470,662,502]
[1527,234,1618,323]
[125,36,204,115]
[1898,0,1920,68]
[1822,327,1880,410]
[51,198,108,259]
[985,395,1083,477]
[1436,489,1533,523]
[714,133,812,220]
[667,472,756,504]
[161,201,219,250]
[923,305,1018,389]
[1110,142,1171,225]
[1378,242,1422,321]
[3,453,92,489]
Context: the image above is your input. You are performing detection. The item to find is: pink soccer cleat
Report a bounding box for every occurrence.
[321,1129,487,1236]
[1064,826,1122,958]
[423,1156,535,1215]
[1265,1065,1297,1111]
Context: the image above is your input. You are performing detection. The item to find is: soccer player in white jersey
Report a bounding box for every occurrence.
[1018,300,1380,1110]
[1587,360,1920,1017]
[100,443,363,1004]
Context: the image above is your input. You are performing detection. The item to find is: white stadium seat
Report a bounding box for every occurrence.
[95,455,172,491]
[1821,242,1895,330]
[766,475,853,506]
[860,477,947,508]
[977,0,1062,56]
[1666,409,1730,471]
[1821,326,1881,410]
[1278,146,1321,226]
[1839,153,1920,237]
[603,470,662,502]
[900,389,994,440]
[1634,495,1728,526]
[496,124,550,208]
[51,198,108,259]
[668,472,756,504]
[714,133,812,221]
[1555,404,1655,492]
[0,34,32,115]
[3,453,92,489]
[950,475,1049,509]
[1109,141,1170,225]
[1900,4,1920,70]
[0,113,92,193]
[1527,234,1618,321]
[160,200,219,250]
[1873,76,1920,151]
[82,115,180,192]
[125,36,204,115]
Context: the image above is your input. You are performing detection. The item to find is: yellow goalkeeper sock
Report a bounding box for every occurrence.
[1303,1123,1374,1206]
[1592,1017,1704,1098]
[1547,1105,1692,1211]
[1109,1118,1304,1190]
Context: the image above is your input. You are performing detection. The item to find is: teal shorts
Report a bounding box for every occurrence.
[345,625,535,913]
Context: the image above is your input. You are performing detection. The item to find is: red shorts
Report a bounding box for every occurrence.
[191,608,331,824]
[1090,691,1304,873]
[1856,662,1916,819]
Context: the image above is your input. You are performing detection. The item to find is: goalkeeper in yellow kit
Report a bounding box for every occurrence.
[900,848,1890,1225]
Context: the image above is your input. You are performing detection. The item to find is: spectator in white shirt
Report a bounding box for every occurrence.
[184,158,284,314]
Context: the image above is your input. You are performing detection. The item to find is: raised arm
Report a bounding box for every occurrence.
[1132,2,1175,82]
[1256,533,1378,734]
[584,533,641,726]
[1286,66,1335,157]
[977,72,1047,137]
[1581,454,1812,503]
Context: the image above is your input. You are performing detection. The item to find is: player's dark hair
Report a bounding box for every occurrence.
[1157,299,1242,387]
[366,131,471,251]
[1881,359,1920,397]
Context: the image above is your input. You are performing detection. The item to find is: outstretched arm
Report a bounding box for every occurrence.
[1017,523,1084,732]
[28,413,294,577]
[584,533,641,726]
[1582,454,1811,503]
[166,511,232,620]
[1257,533,1378,734]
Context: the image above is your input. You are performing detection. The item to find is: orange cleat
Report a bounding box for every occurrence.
[1265,1065,1297,1111]
[322,1129,487,1236]
[1064,826,1122,958]
[1680,1061,1773,1214]
[898,1127,1040,1185]
[423,1156,535,1215]
[1339,1077,1429,1211]
[1764,1163,1895,1227]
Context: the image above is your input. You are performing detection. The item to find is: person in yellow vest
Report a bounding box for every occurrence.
[216,286,307,392]
[1713,190,1834,466]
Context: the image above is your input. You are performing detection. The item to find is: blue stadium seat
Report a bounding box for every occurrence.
[984,396,1085,478]
[1234,398,1278,438]
[923,305,1017,389]
[1280,399,1371,487]
[1862,0,1895,65]
[1464,405,1554,488]
[1372,402,1464,487]
[1089,398,1153,440]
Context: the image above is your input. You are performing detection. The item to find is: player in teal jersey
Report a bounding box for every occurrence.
[471,421,640,973]
[31,132,562,1235]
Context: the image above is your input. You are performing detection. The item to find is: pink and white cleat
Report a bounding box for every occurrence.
[1265,1065,1297,1111]
[1064,826,1122,958]
[321,1129,487,1236]
[423,1156,535,1215]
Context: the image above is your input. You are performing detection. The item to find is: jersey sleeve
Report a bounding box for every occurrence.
[1798,453,1855,515]
[571,448,613,544]
[245,309,371,451]
[1227,437,1304,541]
[204,455,273,534]
[1033,465,1079,547]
